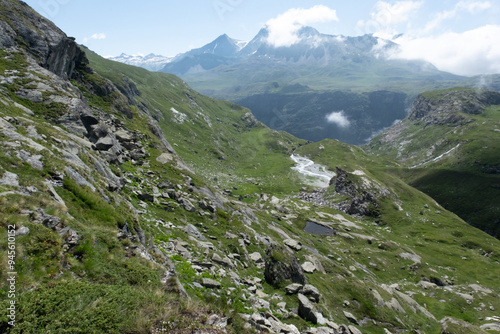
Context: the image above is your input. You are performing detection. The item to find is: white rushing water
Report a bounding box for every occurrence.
[290,154,336,188]
[410,144,461,169]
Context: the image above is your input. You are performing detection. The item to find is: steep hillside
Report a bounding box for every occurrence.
[82,47,307,195]
[367,87,500,238]
[236,90,407,144]
[1,2,500,334]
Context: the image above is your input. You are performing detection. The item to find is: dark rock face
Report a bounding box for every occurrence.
[408,89,500,125]
[116,77,141,104]
[264,244,306,287]
[297,293,318,324]
[0,0,88,79]
[332,167,380,217]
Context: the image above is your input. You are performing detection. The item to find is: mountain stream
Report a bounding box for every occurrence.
[290,154,336,188]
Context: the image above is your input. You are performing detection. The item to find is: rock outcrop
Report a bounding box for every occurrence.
[330,167,387,217]
[408,88,500,125]
[264,244,306,287]
[0,0,88,79]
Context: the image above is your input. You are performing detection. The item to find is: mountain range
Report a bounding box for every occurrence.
[110,27,500,145]
[1,1,500,333]
[107,53,173,71]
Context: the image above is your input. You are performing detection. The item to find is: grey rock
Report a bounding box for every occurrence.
[138,192,155,202]
[44,181,66,207]
[250,297,270,310]
[480,323,500,331]
[330,166,389,216]
[264,244,306,288]
[400,252,421,264]
[224,231,238,239]
[158,180,174,189]
[409,89,500,124]
[205,314,228,329]
[302,261,316,273]
[65,166,96,191]
[343,311,358,325]
[298,293,318,324]
[284,238,302,251]
[338,325,351,334]
[212,253,233,267]
[315,313,327,325]
[302,284,321,302]
[95,136,115,151]
[285,283,303,295]
[348,325,363,334]
[201,278,221,289]
[156,152,174,164]
[386,297,405,313]
[15,226,30,236]
[17,150,43,170]
[249,252,263,263]
[326,321,340,331]
[0,171,19,187]
[185,224,207,240]
[115,129,134,142]
[192,282,203,289]
[58,227,81,245]
[178,197,196,212]
[32,209,61,229]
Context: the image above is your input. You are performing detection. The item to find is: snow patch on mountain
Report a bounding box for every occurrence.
[107,53,173,71]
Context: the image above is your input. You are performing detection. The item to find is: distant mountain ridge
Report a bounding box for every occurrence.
[109,27,416,76]
[107,53,173,71]
[108,26,500,145]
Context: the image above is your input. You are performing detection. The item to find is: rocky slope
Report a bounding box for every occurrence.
[1,2,500,334]
[367,87,500,238]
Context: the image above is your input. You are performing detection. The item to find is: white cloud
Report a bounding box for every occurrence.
[83,33,106,44]
[357,1,423,39]
[424,1,491,33]
[326,111,350,128]
[90,33,106,40]
[457,0,492,13]
[391,25,500,76]
[265,5,338,47]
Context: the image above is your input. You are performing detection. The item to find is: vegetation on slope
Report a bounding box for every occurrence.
[367,88,500,238]
[1,3,500,333]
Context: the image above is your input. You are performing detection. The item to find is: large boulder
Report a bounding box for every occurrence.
[201,278,221,289]
[0,171,19,187]
[297,293,319,324]
[285,283,303,295]
[301,284,321,303]
[264,244,306,288]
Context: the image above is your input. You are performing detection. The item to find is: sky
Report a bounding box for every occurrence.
[22,0,500,76]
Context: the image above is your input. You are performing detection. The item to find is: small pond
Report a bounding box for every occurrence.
[304,221,335,236]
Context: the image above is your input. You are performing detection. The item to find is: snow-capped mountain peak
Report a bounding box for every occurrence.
[107,53,173,72]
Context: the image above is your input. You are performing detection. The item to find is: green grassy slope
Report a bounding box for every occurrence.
[2,3,500,331]
[367,88,500,238]
[84,48,308,195]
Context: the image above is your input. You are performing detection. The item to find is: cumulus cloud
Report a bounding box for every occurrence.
[326,111,350,128]
[424,0,491,33]
[360,1,499,76]
[357,1,423,39]
[265,5,338,47]
[391,25,500,76]
[83,33,106,44]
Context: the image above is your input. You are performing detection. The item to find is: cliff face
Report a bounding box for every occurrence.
[0,0,87,79]
[408,88,500,125]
